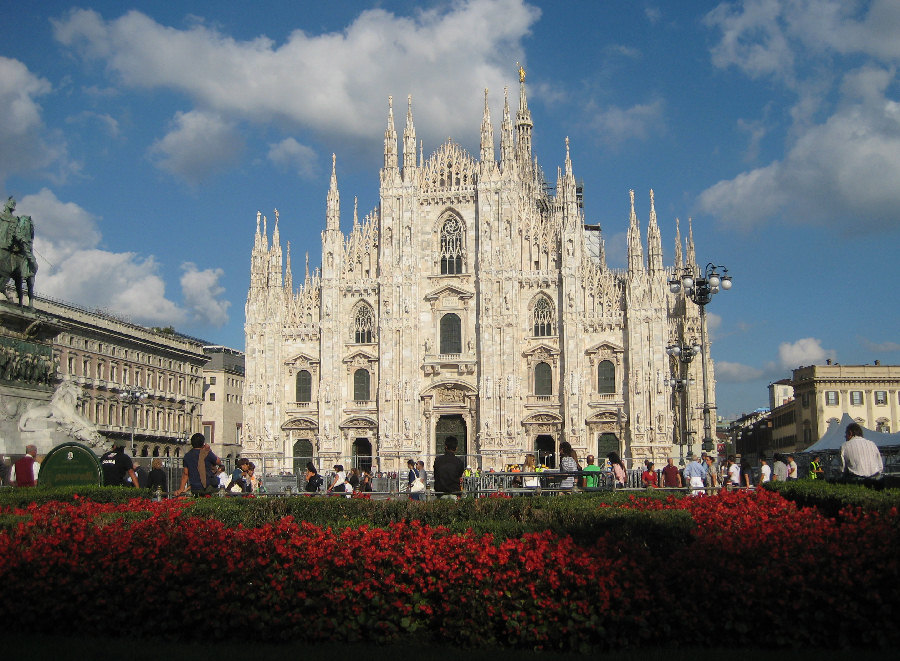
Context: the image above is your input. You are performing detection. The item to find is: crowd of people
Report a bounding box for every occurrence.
[1,423,886,497]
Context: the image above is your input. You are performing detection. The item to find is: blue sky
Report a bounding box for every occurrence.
[2,0,899,419]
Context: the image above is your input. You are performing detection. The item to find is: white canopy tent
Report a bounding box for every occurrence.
[803,413,900,453]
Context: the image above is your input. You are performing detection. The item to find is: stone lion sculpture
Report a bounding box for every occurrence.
[18,379,103,446]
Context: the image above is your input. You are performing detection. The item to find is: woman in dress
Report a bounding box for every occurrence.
[641,461,658,488]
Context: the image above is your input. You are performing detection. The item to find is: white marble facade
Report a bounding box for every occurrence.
[244,81,712,472]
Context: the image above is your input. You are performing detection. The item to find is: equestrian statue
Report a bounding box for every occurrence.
[0,196,38,307]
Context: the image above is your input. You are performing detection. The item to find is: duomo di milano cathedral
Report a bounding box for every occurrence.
[243,75,712,472]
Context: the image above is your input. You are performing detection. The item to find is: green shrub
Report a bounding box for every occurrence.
[762,480,900,517]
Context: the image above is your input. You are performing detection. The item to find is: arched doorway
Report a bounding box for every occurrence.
[352,438,373,472]
[293,438,313,474]
[436,414,467,458]
[598,432,619,460]
[536,435,556,468]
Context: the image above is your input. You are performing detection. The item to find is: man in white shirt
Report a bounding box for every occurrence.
[758,457,772,485]
[8,445,40,487]
[786,455,798,480]
[841,423,883,484]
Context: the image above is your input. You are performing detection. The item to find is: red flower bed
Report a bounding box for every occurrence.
[0,490,896,650]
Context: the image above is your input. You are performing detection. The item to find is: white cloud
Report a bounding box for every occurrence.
[715,361,765,383]
[15,189,226,328]
[268,137,317,179]
[52,1,541,153]
[149,110,243,185]
[777,337,836,370]
[180,263,230,327]
[859,337,900,353]
[0,57,67,182]
[587,99,664,146]
[702,2,900,233]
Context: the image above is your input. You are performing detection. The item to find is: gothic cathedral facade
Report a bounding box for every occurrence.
[244,80,712,472]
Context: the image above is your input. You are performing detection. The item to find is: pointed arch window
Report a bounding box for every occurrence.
[598,360,615,394]
[440,216,463,274]
[354,369,371,402]
[534,362,552,396]
[353,304,374,344]
[533,296,555,336]
[296,370,312,403]
[440,313,462,354]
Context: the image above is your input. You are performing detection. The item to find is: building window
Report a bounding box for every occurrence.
[597,360,615,394]
[354,368,370,402]
[534,362,552,396]
[209,376,217,385]
[875,391,887,405]
[296,370,312,403]
[209,392,216,401]
[801,392,809,407]
[439,216,463,274]
[850,391,863,406]
[532,296,555,336]
[825,391,839,406]
[440,313,462,354]
[354,304,374,344]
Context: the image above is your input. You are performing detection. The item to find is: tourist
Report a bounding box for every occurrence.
[641,461,658,488]
[683,454,707,496]
[758,456,772,485]
[433,436,465,499]
[661,457,682,488]
[100,442,141,489]
[406,459,421,500]
[7,444,39,487]
[840,422,883,485]
[246,462,259,492]
[328,464,348,494]
[607,452,627,488]
[740,456,754,487]
[227,458,250,492]
[132,461,148,489]
[304,462,323,492]
[726,455,741,489]
[147,458,167,494]
[583,455,603,489]
[213,464,229,489]
[786,454,798,480]
[416,460,427,494]
[772,454,788,482]
[522,453,540,491]
[704,454,719,489]
[558,441,578,491]
[173,433,222,497]
[348,466,361,492]
[359,467,374,492]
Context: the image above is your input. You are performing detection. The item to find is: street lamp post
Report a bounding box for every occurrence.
[119,387,149,456]
[668,263,732,453]
[665,340,699,464]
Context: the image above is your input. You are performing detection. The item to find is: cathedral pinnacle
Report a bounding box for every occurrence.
[480,88,494,163]
[403,95,416,179]
[515,65,533,160]
[674,217,684,269]
[647,190,662,273]
[627,189,644,272]
[686,217,696,269]
[500,86,514,169]
[384,95,398,170]
[326,153,340,231]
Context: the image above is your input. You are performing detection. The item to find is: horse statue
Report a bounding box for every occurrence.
[0,196,38,307]
[18,378,103,447]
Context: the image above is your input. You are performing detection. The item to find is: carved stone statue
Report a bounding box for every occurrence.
[0,197,38,307]
[18,379,102,446]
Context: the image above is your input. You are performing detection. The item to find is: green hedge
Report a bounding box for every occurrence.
[0,487,692,550]
[762,480,900,516]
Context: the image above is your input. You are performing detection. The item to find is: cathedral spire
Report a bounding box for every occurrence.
[627,189,644,273]
[304,252,310,286]
[674,217,684,269]
[647,190,663,273]
[480,88,494,163]
[403,95,416,180]
[686,217,696,270]
[384,95,398,170]
[352,196,359,229]
[284,240,293,294]
[272,208,280,246]
[500,86,514,170]
[515,63,533,160]
[326,153,340,231]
